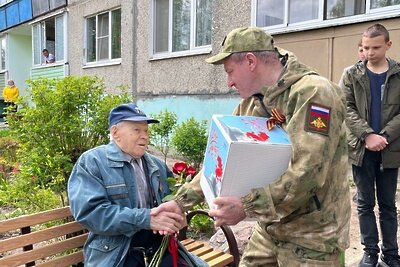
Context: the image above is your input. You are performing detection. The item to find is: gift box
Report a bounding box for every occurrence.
[200,115,292,210]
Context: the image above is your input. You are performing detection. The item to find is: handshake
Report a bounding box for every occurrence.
[149,196,247,236]
[150,200,186,235]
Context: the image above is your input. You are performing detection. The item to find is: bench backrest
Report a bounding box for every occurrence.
[0,207,238,267]
[0,206,86,267]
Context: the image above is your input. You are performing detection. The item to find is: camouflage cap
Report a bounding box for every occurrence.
[206,27,275,65]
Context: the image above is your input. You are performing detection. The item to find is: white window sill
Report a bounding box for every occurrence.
[149,47,212,61]
[82,60,121,69]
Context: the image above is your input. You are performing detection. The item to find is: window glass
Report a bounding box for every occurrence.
[196,0,212,47]
[326,0,365,19]
[172,0,190,52]
[32,0,49,17]
[32,23,42,65]
[289,0,319,23]
[153,0,212,55]
[85,8,121,63]
[111,9,121,59]
[55,15,64,61]
[49,0,66,10]
[370,0,400,8]
[86,17,96,62]
[1,37,6,70]
[256,0,284,27]
[154,0,169,53]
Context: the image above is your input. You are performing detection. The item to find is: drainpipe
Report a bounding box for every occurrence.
[132,1,138,99]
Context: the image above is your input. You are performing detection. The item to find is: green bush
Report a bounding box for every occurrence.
[2,76,132,212]
[149,110,178,162]
[172,117,208,169]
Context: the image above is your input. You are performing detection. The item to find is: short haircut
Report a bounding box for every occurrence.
[363,23,390,42]
[42,49,49,52]
[230,50,278,64]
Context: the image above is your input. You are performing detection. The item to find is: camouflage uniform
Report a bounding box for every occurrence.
[175,34,350,266]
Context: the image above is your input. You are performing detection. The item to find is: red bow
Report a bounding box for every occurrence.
[267,108,286,130]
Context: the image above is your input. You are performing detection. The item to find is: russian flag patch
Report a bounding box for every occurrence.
[305,103,331,135]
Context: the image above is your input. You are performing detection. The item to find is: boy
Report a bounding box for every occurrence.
[341,23,400,267]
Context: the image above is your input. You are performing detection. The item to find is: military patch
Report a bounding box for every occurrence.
[305,103,330,136]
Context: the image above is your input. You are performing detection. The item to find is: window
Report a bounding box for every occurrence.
[326,0,365,19]
[153,0,212,56]
[32,14,65,65]
[254,0,400,32]
[85,8,121,64]
[0,36,6,71]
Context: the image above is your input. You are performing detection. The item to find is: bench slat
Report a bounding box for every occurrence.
[0,234,87,266]
[0,207,72,232]
[0,221,85,253]
[208,253,234,267]
[184,240,205,252]
[200,249,225,262]
[36,251,84,267]
[191,245,214,256]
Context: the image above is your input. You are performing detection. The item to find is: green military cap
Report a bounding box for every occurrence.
[206,26,275,65]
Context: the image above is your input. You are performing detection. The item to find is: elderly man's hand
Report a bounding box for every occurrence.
[208,196,246,227]
[150,201,186,235]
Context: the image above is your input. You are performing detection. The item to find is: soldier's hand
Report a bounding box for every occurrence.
[208,196,246,227]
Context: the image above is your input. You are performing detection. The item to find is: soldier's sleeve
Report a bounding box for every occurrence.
[241,76,347,223]
[173,170,205,211]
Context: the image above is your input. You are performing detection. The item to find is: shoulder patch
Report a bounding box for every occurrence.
[305,103,330,136]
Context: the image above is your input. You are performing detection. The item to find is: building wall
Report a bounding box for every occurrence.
[67,0,134,94]
[8,33,31,96]
[273,18,400,84]
[135,0,249,123]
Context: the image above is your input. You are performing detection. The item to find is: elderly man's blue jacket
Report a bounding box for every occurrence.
[68,141,172,267]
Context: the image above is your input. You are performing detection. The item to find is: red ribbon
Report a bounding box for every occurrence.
[267,108,286,130]
[168,234,179,267]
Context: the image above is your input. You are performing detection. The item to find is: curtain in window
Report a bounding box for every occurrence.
[111,9,121,59]
[172,0,190,52]
[97,13,109,60]
[195,0,211,47]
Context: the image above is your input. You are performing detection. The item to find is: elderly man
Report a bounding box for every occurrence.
[68,103,192,267]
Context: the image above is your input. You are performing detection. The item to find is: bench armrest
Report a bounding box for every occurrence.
[178,210,239,267]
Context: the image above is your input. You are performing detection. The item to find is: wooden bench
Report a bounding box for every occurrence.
[0,207,239,267]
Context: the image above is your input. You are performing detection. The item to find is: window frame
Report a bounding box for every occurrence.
[83,8,121,67]
[150,0,212,60]
[31,12,67,66]
[0,35,6,71]
[251,0,400,34]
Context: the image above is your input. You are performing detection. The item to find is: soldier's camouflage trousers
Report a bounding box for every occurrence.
[239,223,343,267]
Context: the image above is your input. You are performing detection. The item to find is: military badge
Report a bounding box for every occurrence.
[305,103,330,135]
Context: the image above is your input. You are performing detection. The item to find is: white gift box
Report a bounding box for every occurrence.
[200,115,292,210]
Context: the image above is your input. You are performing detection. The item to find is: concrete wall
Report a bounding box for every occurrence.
[67,0,134,94]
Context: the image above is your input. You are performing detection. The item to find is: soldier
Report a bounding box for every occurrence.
[161,26,351,266]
